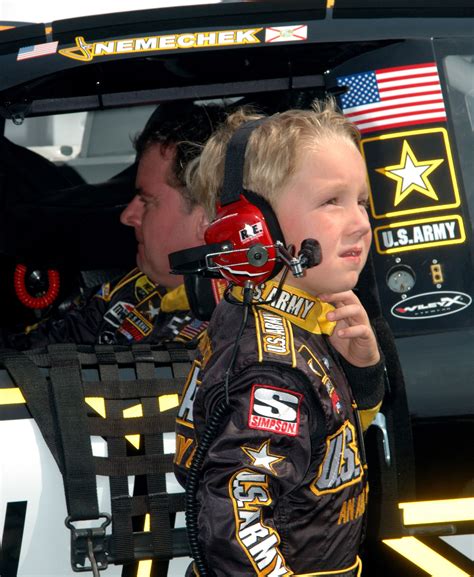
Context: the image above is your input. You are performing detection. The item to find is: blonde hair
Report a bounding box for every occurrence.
[187,98,360,219]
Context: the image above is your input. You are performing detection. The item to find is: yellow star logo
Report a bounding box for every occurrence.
[376,140,444,207]
[241,440,285,474]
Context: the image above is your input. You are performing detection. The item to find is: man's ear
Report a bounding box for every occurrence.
[194,206,210,242]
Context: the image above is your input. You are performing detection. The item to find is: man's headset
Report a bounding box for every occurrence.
[169,117,322,289]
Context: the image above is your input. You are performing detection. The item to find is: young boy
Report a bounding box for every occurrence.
[175,101,384,577]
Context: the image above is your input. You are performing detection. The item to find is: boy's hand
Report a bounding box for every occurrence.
[320,290,380,368]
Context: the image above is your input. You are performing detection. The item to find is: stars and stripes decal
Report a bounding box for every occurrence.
[337,62,447,134]
[17,41,58,61]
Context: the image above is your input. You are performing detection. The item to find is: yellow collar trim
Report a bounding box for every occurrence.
[232,281,336,336]
[160,284,190,313]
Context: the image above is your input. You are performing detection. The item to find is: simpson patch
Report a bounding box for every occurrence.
[248,384,303,437]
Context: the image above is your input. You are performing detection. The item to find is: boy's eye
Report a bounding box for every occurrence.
[323,198,338,206]
[358,198,370,209]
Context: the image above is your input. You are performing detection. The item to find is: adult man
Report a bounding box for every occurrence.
[10,101,225,348]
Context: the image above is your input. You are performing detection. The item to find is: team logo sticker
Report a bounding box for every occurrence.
[361,128,461,219]
[391,291,472,320]
[374,214,466,254]
[248,384,302,437]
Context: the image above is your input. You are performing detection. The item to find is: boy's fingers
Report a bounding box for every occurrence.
[326,304,362,322]
[336,325,372,339]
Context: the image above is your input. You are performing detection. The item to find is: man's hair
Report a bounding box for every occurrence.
[187,98,361,219]
[134,101,228,213]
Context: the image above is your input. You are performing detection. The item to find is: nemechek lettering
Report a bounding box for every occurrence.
[231,470,292,576]
[59,29,261,62]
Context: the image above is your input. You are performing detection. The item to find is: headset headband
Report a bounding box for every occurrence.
[220,118,268,206]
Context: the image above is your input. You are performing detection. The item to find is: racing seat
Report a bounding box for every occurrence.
[0,342,192,575]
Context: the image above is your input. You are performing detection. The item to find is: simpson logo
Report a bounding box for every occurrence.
[59,28,262,62]
[391,291,472,320]
[239,222,264,243]
[374,215,466,254]
[248,385,302,436]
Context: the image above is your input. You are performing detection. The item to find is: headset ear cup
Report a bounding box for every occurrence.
[242,190,285,279]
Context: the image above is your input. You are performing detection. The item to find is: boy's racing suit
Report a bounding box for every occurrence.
[175,281,384,577]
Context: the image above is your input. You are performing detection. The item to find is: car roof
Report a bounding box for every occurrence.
[0,0,473,119]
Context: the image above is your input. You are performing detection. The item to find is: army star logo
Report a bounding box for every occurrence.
[376,140,444,207]
[241,440,285,474]
[147,301,161,320]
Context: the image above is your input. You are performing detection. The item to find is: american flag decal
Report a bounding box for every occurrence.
[337,62,447,134]
[17,41,58,61]
[178,319,208,341]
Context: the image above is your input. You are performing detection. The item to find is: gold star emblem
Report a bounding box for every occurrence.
[376,140,444,207]
[241,440,285,474]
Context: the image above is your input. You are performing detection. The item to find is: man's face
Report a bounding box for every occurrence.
[120,144,207,287]
[274,138,372,296]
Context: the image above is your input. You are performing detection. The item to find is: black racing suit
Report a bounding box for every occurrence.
[175,281,384,577]
[8,268,208,347]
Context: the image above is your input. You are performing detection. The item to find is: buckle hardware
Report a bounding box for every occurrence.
[65,513,112,576]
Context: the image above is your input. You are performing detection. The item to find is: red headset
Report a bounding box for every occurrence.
[169,118,321,287]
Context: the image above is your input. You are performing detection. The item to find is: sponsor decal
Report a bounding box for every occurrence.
[239,222,264,243]
[241,440,285,474]
[230,469,291,576]
[374,215,466,254]
[265,25,308,43]
[257,310,291,356]
[176,361,201,427]
[391,291,472,320]
[134,275,157,300]
[17,41,58,61]
[103,301,134,328]
[211,278,228,304]
[361,128,460,219]
[337,62,446,134]
[299,345,343,415]
[311,421,363,495]
[95,281,111,301]
[248,384,302,437]
[118,310,153,341]
[59,28,262,62]
[166,314,193,336]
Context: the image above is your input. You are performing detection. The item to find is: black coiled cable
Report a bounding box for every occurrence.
[185,283,254,576]
[185,398,230,577]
